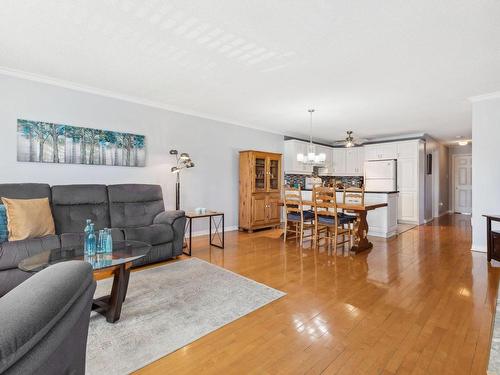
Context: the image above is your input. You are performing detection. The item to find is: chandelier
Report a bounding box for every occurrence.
[296,109,326,165]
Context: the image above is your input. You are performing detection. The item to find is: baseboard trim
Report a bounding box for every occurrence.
[471,244,487,253]
[436,211,453,218]
[190,226,238,238]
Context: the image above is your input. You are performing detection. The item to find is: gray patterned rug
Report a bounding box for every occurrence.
[86,258,285,374]
[489,290,500,374]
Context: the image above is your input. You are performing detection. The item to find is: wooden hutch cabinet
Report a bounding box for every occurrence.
[239,150,282,232]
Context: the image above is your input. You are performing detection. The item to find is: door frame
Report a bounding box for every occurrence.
[451,153,472,214]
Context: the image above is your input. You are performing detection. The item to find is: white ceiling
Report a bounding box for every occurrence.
[1,0,499,143]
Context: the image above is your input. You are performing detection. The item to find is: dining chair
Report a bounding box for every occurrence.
[312,186,352,255]
[342,187,365,244]
[283,186,314,245]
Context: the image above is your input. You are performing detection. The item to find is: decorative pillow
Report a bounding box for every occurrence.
[0,205,8,244]
[1,197,55,241]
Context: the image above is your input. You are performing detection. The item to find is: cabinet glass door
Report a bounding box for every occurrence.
[267,156,280,192]
[254,156,266,192]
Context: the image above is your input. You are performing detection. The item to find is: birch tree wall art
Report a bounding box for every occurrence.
[17,119,146,167]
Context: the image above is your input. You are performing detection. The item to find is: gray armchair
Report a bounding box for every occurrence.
[0,261,96,375]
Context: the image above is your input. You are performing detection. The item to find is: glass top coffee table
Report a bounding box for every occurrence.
[19,240,151,323]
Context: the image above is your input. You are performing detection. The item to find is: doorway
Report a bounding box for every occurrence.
[452,154,472,214]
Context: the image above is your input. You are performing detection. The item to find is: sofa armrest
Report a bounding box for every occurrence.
[153,210,186,256]
[0,261,96,374]
[153,210,185,225]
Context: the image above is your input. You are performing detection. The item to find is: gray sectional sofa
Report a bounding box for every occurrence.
[0,183,186,297]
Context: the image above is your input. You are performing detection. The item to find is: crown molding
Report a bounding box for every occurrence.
[0,66,285,137]
[468,91,500,103]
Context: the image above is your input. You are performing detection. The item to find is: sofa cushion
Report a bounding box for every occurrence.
[0,205,8,244]
[108,184,165,228]
[0,235,60,271]
[51,185,110,234]
[317,215,352,226]
[287,210,314,222]
[0,183,51,202]
[1,198,56,241]
[123,224,173,245]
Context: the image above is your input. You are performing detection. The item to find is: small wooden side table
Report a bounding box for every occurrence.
[484,215,500,262]
[184,211,224,256]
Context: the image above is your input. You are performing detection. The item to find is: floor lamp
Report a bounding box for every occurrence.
[170,150,195,210]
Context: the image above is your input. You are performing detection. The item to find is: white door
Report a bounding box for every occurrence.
[453,155,472,214]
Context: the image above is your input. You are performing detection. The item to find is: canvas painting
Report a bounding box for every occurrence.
[17,119,146,167]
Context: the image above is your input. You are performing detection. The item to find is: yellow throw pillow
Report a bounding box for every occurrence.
[1,197,55,241]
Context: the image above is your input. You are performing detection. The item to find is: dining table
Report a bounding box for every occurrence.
[280,200,388,253]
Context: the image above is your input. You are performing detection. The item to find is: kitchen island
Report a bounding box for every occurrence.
[300,190,399,238]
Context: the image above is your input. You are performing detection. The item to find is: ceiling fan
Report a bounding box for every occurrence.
[333,131,367,148]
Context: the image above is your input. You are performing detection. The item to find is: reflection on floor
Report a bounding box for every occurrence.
[135,214,500,375]
[396,223,417,235]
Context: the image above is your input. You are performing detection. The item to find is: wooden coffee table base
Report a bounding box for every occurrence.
[92,261,132,323]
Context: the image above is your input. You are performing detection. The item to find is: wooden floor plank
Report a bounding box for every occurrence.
[134,214,500,375]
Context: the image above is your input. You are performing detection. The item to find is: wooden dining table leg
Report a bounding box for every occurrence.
[350,210,373,253]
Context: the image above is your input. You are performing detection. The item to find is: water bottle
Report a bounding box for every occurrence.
[84,219,92,253]
[87,223,97,256]
[97,230,105,254]
[105,228,113,253]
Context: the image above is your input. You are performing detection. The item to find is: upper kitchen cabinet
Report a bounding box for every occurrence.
[397,140,419,159]
[345,147,364,175]
[317,145,333,176]
[332,148,346,174]
[284,140,314,174]
[364,143,398,160]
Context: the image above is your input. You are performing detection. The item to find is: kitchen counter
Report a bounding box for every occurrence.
[299,191,398,238]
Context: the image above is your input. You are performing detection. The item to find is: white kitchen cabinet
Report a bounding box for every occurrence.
[332,148,346,174]
[396,140,422,224]
[364,143,398,160]
[398,191,418,222]
[397,141,418,159]
[397,157,418,191]
[345,147,364,175]
[317,145,333,176]
[363,139,423,224]
[284,140,313,174]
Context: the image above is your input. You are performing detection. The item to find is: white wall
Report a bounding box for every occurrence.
[471,96,500,252]
[0,74,284,234]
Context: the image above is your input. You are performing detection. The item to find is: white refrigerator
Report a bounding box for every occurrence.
[364,160,397,192]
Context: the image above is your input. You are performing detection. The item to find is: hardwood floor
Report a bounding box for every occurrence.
[135,214,500,374]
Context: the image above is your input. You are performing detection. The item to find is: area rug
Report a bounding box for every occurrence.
[86,258,286,374]
[489,291,500,374]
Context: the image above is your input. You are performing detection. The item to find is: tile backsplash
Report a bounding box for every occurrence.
[284,174,364,190]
